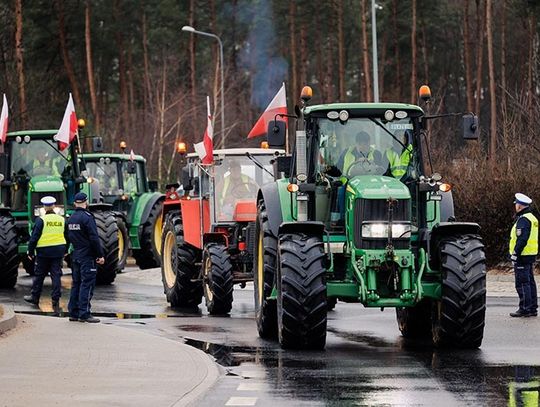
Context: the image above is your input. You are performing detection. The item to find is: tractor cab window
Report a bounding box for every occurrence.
[121,161,144,194]
[316,117,416,180]
[86,160,121,196]
[214,155,274,221]
[10,139,70,178]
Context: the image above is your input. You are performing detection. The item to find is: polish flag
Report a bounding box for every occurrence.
[247,83,287,139]
[129,149,135,161]
[194,96,214,165]
[0,94,8,144]
[56,93,78,150]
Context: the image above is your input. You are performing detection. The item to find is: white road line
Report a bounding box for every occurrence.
[237,382,265,391]
[225,396,258,406]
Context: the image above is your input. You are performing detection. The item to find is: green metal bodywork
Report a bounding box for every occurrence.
[269,102,445,308]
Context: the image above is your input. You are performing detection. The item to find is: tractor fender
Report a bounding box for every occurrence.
[428,222,481,268]
[258,184,283,237]
[203,232,228,247]
[439,190,455,222]
[88,203,114,212]
[138,193,165,226]
[279,221,325,239]
[0,207,12,216]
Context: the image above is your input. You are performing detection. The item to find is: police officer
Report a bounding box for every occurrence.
[24,196,67,314]
[67,192,105,323]
[509,193,538,317]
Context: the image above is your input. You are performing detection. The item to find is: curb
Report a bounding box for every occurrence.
[0,304,17,335]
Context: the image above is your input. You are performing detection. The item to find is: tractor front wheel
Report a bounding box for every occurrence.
[93,210,120,285]
[253,201,278,339]
[277,232,327,350]
[160,211,202,308]
[396,300,432,339]
[133,200,163,269]
[202,244,234,315]
[0,216,19,288]
[116,217,129,271]
[432,234,486,348]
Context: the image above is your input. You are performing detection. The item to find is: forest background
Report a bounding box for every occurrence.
[0,0,539,265]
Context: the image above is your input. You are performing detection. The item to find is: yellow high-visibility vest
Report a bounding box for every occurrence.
[342,147,375,176]
[509,212,539,256]
[386,145,413,178]
[36,213,66,247]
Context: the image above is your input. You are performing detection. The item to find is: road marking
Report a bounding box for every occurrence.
[241,370,265,378]
[225,396,258,406]
[237,382,265,391]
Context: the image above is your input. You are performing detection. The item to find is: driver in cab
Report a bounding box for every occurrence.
[337,131,381,177]
[218,160,256,218]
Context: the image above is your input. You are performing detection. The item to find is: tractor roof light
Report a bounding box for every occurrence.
[301,86,313,102]
[439,183,452,193]
[120,141,127,151]
[419,85,431,102]
[78,119,86,129]
[260,141,269,149]
[176,142,187,155]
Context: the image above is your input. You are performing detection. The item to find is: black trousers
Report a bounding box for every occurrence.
[30,256,63,302]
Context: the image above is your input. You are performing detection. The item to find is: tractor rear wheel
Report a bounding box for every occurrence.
[93,210,120,285]
[432,234,486,348]
[0,216,19,288]
[116,217,129,271]
[133,200,163,269]
[396,300,432,339]
[202,244,234,315]
[161,211,202,307]
[253,201,278,339]
[277,232,327,350]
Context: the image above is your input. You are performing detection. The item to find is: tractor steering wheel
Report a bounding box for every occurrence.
[228,181,258,198]
[346,158,385,177]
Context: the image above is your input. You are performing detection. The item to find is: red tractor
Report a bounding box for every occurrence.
[160,148,283,314]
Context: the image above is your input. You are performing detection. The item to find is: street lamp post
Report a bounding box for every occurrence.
[371,1,382,103]
[182,25,225,148]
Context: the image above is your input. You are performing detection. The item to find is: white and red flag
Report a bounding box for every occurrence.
[194,96,214,164]
[0,94,8,143]
[129,149,136,161]
[56,93,78,150]
[247,82,287,139]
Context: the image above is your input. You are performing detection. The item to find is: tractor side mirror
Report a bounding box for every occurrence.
[148,180,158,192]
[126,162,137,174]
[463,114,479,140]
[274,155,292,178]
[267,120,286,148]
[92,137,104,152]
[181,166,193,191]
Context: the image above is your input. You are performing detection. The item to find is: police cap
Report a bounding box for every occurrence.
[40,196,56,206]
[514,193,532,206]
[74,192,88,203]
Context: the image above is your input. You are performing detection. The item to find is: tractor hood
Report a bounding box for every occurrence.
[347,175,411,200]
[30,175,65,193]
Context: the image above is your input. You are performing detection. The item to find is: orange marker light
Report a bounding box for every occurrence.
[260,141,269,149]
[120,141,127,150]
[419,85,431,102]
[301,86,313,101]
[287,183,299,193]
[176,142,187,154]
[77,119,86,129]
[439,183,452,192]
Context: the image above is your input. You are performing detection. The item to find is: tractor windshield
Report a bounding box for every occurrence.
[316,117,417,179]
[86,160,121,195]
[10,139,70,178]
[214,155,274,221]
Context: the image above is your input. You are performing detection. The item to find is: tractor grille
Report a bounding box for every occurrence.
[31,191,65,219]
[354,198,410,250]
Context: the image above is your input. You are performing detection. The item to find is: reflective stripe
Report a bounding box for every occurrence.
[509,212,539,255]
[36,213,66,247]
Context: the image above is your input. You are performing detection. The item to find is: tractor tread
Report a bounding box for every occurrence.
[203,244,234,315]
[0,216,19,288]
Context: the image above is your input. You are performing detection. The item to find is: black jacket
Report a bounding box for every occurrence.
[67,208,104,260]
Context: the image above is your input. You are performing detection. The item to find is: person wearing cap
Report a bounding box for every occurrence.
[509,193,538,318]
[23,196,67,313]
[66,192,105,323]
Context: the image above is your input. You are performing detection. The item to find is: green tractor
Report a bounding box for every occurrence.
[0,129,121,287]
[254,86,485,350]
[80,149,164,270]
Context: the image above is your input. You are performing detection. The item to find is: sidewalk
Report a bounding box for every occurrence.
[0,313,220,407]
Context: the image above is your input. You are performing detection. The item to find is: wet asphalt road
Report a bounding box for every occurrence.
[2,266,540,407]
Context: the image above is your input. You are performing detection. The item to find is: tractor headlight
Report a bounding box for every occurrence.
[361,223,411,239]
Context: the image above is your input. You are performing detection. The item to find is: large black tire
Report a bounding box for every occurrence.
[116,217,129,271]
[22,255,35,276]
[93,210,120,285]
[202,244,234,315]
[277,232,327,350]
[133,200,163,269]
[160,211,202,307]
[0,216,19,288]
[432,234,486,348]
[396,300,432,339]
[253,201,278,339]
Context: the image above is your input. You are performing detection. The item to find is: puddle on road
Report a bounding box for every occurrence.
[16,310,200,319]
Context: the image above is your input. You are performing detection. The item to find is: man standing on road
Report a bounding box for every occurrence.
[67,192,105,323]
[24,196,67,314]
[509,193,538,318]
